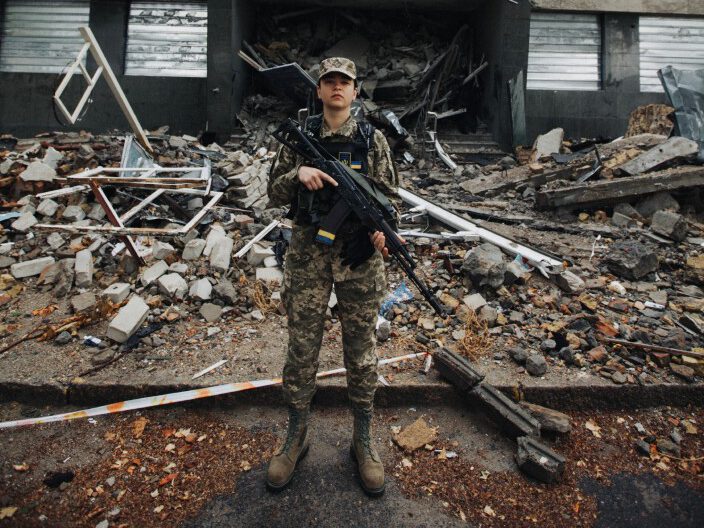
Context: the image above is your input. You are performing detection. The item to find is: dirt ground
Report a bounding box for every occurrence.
[1,399,702,527]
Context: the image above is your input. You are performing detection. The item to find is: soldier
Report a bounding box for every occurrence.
[266,57,399,496]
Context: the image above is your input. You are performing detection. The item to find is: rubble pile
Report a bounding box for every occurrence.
[247,9,485,152]
[0,128,293,366]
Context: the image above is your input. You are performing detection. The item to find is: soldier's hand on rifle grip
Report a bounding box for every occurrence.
[370,231,406,259]
[298,166,338,191]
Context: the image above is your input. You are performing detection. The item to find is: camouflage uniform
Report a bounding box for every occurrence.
[268,116,399,413]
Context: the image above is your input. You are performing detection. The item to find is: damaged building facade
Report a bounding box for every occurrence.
[0,0,703,149]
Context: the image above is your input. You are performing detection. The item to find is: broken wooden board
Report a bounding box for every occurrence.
[535,166,704,210]
[615,136,699,176]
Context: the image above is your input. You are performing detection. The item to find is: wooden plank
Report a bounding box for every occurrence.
[80,26,153,154]
[535,166,704,209]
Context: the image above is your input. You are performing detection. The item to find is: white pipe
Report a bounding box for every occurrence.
[398,188,563,272]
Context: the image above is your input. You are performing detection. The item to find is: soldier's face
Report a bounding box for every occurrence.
[317,73,357,111]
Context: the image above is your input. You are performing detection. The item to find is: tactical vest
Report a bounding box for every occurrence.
[293,114,375,232]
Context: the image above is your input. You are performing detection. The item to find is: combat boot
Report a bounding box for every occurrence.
[266,407,310,490]
[350,408,385,496]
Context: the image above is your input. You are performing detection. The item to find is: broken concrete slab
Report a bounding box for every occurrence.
[462,293,487,312]
[70,291,97,313]
[152,240,175,260]
[140,260,169,287]
[11,212,37,232]
[62,205,86,222]
[87,203,106,222]
[19,160,56,182]
[535,166,703,210]
[515,436,565,484]
[168,262,188,275]
[203,225,226,257]
[209,237,234,272]
[616,136,699,176]
[246,242,275,266]
[532,128,564,162]
[10,256,55,279]
[199,302,223,323]
[42,147,63,169]
[189,278,212,301]
[107,295,149,343]
[213,279,238,305]
[157,273,188,299]
[392,417,438,452]
[605,240,659,280]
[102,282,130,303]
[636,192,680,219]
[36,199,59,217]
[256,267,283,284]
[182,238,207,260]
[651,210,688,241]
[74,249,93,288]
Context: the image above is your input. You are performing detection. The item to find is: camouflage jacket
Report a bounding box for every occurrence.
[267,115,400,212]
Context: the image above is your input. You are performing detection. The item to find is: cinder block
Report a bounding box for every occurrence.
[209,237,234,272]
[140,260,168,287]
[107,295,149,343]
[103,282,130,303]
[10,256,55,278]
[74,249,93,288]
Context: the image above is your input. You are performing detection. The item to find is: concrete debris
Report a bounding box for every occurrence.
[519,402,572,435]
[461,243,506,289]
[74,249,94,288]
[157,273,188,299]
[140,260,169,287]
[651,210,688,242]
[11,257,55,279]
[189,278,213,301]
[605,240,659,280]
[152,240,175,260]
[182,238,207,260]
[10,212,37,232]
[19,160,56,182]
[199,302,223,323]
[107,295,149,343]
[103,282,130,303]
[515,436,565,484]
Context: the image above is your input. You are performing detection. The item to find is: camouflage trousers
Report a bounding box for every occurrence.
[281,224,386,413]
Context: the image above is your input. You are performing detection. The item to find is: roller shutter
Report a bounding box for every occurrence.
[639,16,704,93]
[0,0,90,74]
[124,1,208,78]
[527,12,602,91]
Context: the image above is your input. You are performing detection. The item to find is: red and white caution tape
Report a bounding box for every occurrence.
[0,352,427,429]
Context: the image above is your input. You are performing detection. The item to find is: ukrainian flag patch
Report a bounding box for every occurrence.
[350,161,363,170]
[316,229,335,245]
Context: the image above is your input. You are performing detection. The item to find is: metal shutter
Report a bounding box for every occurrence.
[639,16,704,93]
[527,12,602,91]
[0,0,90,74]
[124,1,208,78]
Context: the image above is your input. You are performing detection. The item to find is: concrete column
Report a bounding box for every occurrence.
[206,0,253,141]
[88,0,129,76]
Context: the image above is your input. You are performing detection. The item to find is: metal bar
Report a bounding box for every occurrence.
[599,337,704,360]
[79,26,153,154]
[36,185,89,199]
[398,188,563,272]
[178,192,223,233]
[35,223,184,236]
[88,180,144,264]
[119,188,165,223]
[234,220,280,259]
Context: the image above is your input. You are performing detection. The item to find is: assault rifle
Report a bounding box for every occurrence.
[272,118,445,316]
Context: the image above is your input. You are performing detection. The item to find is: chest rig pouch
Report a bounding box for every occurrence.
[293,114,374,230]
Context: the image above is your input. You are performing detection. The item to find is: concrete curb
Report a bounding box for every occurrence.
[1,378,703,411]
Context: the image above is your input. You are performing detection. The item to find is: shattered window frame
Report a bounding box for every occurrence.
[526,11,603,92]
[639,15,704,93]
[124,0,208,78]
[0,0,91,75]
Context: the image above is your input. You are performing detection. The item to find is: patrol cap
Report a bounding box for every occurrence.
[318,57,357,81]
